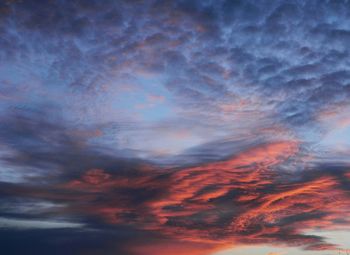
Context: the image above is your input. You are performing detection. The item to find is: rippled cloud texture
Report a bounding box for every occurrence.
[0,1,350,254]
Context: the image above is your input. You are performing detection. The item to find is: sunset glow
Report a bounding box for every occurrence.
[0,1,349,254]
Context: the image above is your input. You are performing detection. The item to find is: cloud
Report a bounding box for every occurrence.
[1,0,348,124]
[1,1,350,254]
[3,0,350,151]
[0,112,348,254]
[0,217,84,230]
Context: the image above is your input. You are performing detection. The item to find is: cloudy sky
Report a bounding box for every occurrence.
[0,0,349,254]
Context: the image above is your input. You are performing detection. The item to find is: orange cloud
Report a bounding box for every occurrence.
[7,140,349,254]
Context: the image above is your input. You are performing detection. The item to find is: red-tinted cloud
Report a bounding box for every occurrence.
[2,141,349,255]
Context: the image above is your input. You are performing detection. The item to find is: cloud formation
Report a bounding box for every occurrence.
[0,110,348,254]
[0,0,350,254]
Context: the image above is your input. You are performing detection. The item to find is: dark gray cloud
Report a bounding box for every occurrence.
[0,226,145,255]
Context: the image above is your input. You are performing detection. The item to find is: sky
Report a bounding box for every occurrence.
[0,0,349,254]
